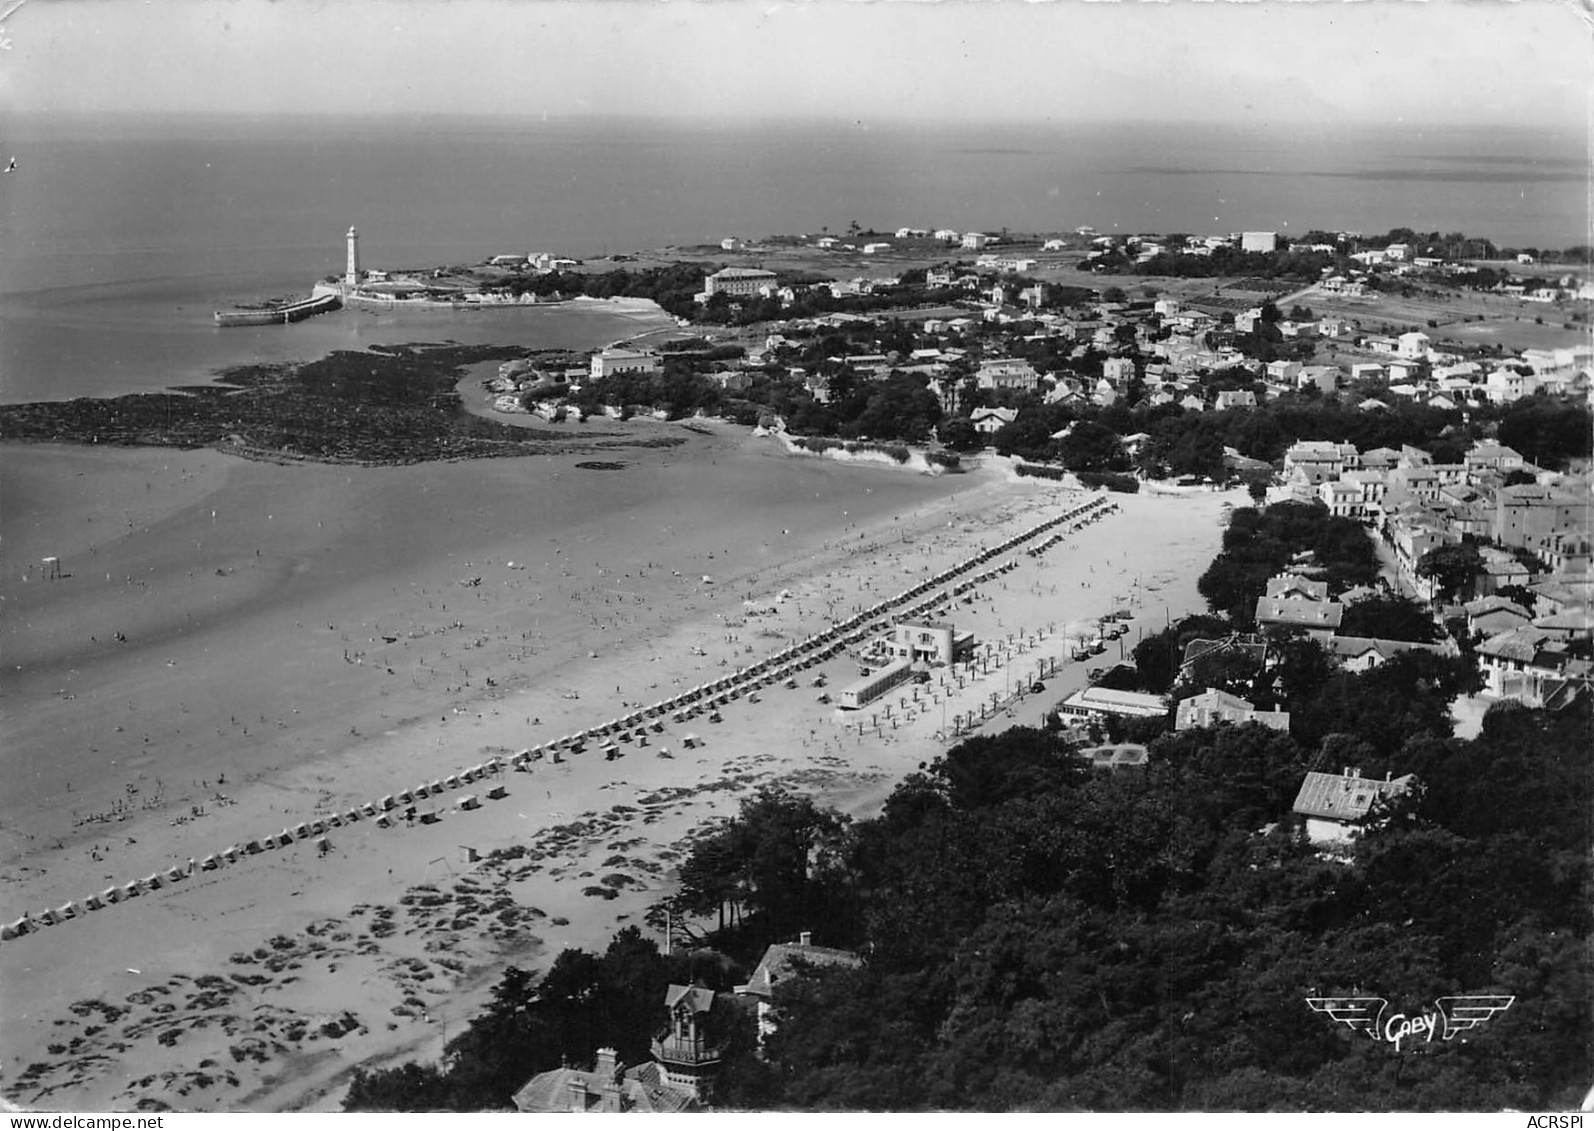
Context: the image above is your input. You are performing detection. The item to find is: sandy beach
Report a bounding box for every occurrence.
[0,424,1237,1112]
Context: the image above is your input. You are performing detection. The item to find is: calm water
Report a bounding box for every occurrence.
[0,113,1585,402]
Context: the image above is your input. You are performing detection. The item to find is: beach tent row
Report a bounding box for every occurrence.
[5,499,1118,945]
[2,759,512,946]
[368,758,508,828]
[502,494,1117,770]
[1025,502,1119,559]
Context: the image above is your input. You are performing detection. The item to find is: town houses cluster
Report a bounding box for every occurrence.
[1281,435,1591,707]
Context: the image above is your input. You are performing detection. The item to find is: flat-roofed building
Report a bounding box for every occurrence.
[890,620,975,666]
[1057,686,1168,721]
[703,267,778,297]
[590,348,660,380]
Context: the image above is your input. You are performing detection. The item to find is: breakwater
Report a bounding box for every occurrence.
[214,292,341,327]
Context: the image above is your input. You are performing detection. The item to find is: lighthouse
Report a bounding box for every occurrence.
[345,226,360,287]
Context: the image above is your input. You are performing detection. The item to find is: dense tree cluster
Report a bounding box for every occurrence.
[1495,397,1594,470]
[1335,593,1444,643]
[1196,502,1380,623]
[723,701,1588,1110]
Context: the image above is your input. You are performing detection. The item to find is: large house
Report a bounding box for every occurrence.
[975,358,1041,393]
[511,984,722,1113]
[1254,595,1345,639]
[734,931,862,1044]
[590,348,660,380]
[1284,439,1359,484]
[1475,625,1577,701]
[1292,768,1417,848]
[1323,635,1449,672]
[890,620,975,666]
[1174,688,1290,732]
[970,406,1017,434]
[512,1047,702,1114]
[702,266,778,297]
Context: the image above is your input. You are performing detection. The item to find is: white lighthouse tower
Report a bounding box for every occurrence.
[344,226,360,287]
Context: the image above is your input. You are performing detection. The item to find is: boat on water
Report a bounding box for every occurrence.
[214,292,341,327]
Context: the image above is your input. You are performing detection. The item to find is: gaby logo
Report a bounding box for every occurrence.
[1306,995,1515,1052]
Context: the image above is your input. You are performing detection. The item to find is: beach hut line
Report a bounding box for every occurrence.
[1,758,511,943]
[498,493,1115,769]
[2,494,1117,946]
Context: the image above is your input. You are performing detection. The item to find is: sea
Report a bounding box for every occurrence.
[0,113,1586,404]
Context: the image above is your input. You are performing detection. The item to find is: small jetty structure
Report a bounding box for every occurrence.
[213,291,341,327]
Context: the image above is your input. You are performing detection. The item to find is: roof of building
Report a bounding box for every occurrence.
[1180,633,1268,672]
[1535,610,1594,633]
[1181,688,1258,713]
[1292,770,1416,823]
[1324,635,1447,663]
[708,266,778,279]
[512,1059,701,1114]
[665,983,716,1015]
[1265,574,1330,601]
[734,939,863,1000]
[970,406,1018,423]
[1476,626,1561,664]
[1061,686,1169,717]
[1255,596,1345,630]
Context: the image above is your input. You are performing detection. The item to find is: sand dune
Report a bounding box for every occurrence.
[1,427,1235,1111]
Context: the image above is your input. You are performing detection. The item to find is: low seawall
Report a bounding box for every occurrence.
[771,432,949,475]
[214,292,341,327]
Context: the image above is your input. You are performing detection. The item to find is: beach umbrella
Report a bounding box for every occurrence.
[83,894,105,911]
[123,881,143,898]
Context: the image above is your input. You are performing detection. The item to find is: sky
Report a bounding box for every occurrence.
[2,0,1589,131]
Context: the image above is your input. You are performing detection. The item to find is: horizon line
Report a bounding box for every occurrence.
[9,107,1587,136]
